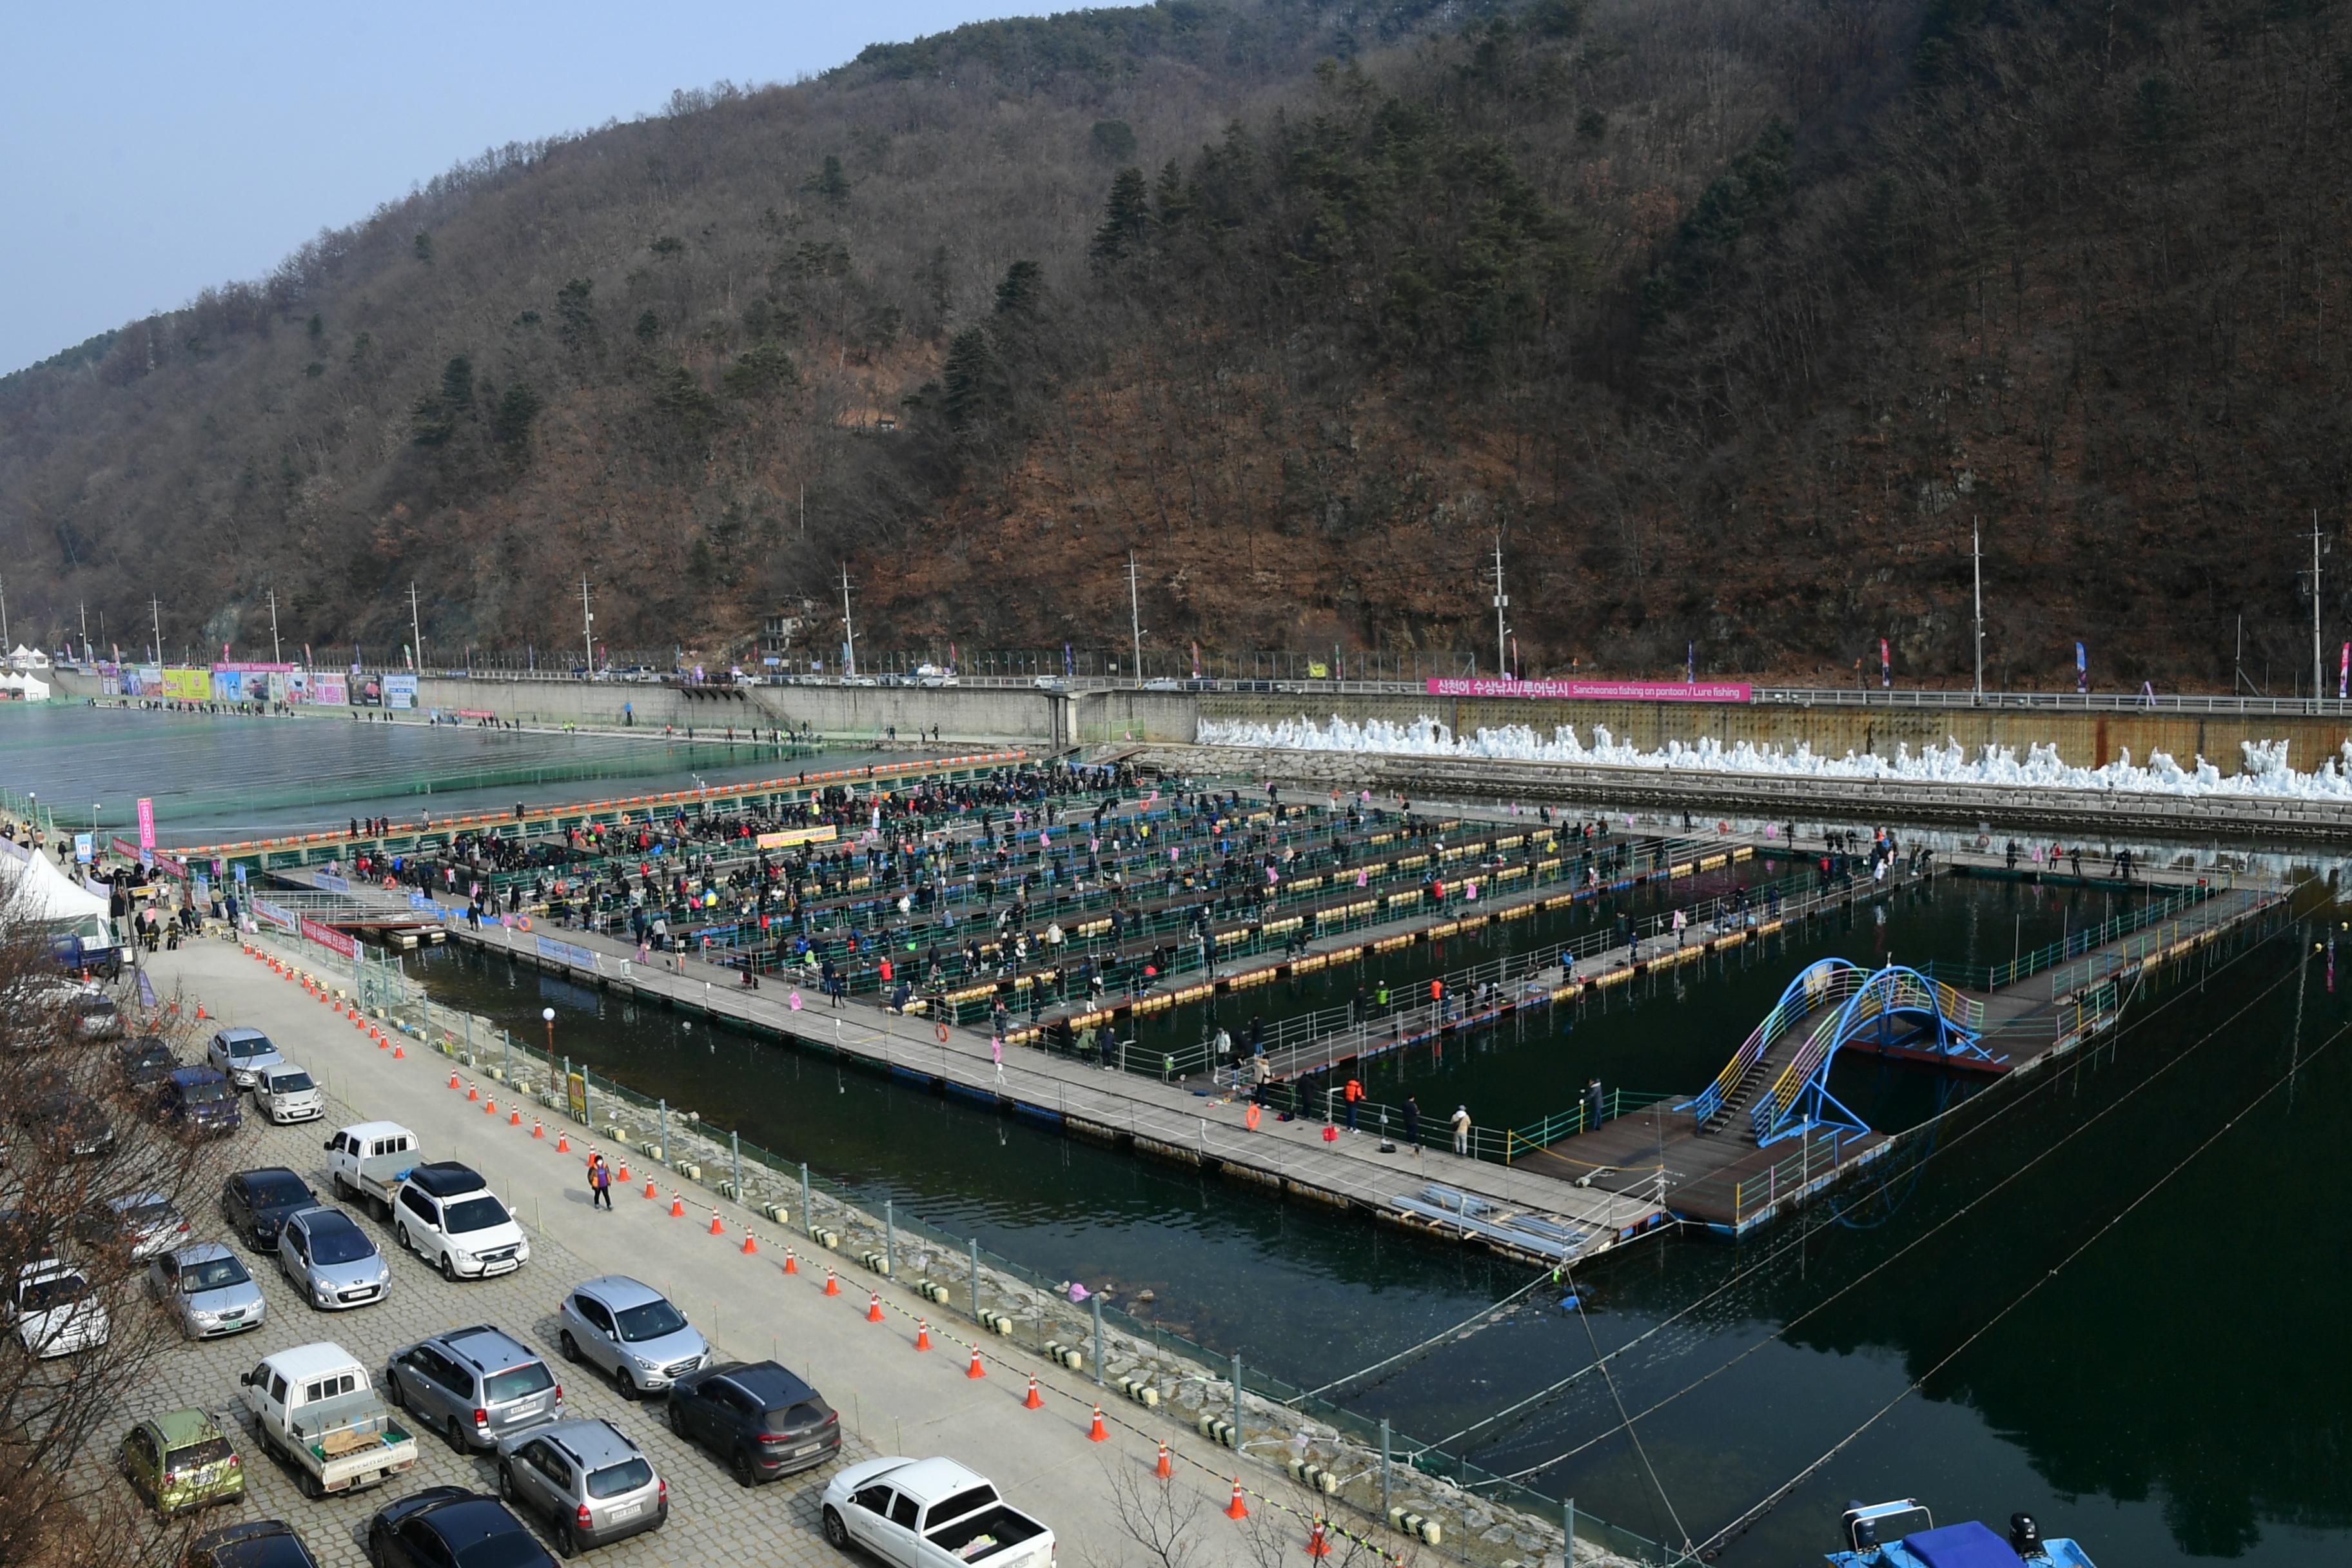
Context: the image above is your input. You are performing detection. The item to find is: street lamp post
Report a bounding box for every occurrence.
[542,1007,557,1095]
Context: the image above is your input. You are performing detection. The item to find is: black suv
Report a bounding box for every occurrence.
[220,1168,320,1253]
[364,1488,553,1568]
[664,1359,840,1484]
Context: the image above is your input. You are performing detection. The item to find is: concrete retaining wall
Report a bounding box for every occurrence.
[413,677,1068,743]
[1197,692,2352,778]
[53,668,2352,779]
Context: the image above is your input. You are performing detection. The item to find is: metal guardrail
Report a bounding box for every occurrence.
[268,665,2352,717]
[1925,881,2211,992]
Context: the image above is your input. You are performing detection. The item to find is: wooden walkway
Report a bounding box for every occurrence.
[1530,872,2283,1232]
[437,916,1671,1266]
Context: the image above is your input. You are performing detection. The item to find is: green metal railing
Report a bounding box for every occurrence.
[1924,881,2211,992]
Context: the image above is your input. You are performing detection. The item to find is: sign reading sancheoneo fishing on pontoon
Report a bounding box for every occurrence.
[756,823,839,850]
[1424,678,1754,703]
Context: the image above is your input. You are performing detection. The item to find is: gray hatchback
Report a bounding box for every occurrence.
[555,1277,708,1399]
[495,1418,666,1556]
[386,1324,564,1453]
[146,1242,267,1339]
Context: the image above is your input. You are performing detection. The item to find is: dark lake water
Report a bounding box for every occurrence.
[409,879,2349,1568]
[25,703,2338,1564]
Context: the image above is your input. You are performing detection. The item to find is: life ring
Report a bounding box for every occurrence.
[516,916,534,932]
[936,1023,950,1043]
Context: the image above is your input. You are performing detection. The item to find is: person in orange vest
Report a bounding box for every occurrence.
[1429,978,1444,1008]
[1343,1077,1364,1133]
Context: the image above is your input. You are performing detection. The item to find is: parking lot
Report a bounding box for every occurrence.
[122,1048,870,1567]
[111,936,1275,1568]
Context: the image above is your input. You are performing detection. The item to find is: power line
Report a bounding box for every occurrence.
[1691,994,2352,1562]
[1490,933,2297,1489]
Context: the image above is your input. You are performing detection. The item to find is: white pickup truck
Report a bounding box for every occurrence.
[821,1456,1054,1568]
[240,1342,418,1498]
[322,1121,420,1220]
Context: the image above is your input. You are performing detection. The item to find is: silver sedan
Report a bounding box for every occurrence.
[276,1206,391,1311]
[146,1242,266,1338]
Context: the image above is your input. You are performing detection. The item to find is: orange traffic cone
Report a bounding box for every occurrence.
[1155,1443,1172,1479]
[1306,1520,1331,1558]
[449,1071,461,1090]
[1225,1482,1250,1521]
[377,1029,388,1048]
[965,1348,986,1380]
[532,1119,545,1139]
[1023,1377,1043,1409]
[1087,1406,1108,1443]
[823,1268,840,1297]
[556,1132,569,1153]
[195,1004,208,1021]
[616,1157,630,1182]
[867,1292,885,1323]
[484,1095,496,1117]
[914,1320,931,1351]
[709,1210,725,1236]
[509,1108,522,1127]
[669,1192,685,1218]
[392,1041,405,1059]
[741,1231,758,1255]
[643,1176,657,1200]
[467,1082,480,1102]
[783,1248,798,1275]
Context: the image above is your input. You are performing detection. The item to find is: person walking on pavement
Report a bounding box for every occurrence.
[1450,1104,1472,1156]
[1404,1095,1422,1155]
[991,1034,1006,1086]
[587,1154,613,1211]
[1344,1077,1364,1133]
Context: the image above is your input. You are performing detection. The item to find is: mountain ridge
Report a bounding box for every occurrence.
[3,0,2346,692]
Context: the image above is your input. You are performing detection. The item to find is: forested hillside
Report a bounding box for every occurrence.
[2,0,2346,689]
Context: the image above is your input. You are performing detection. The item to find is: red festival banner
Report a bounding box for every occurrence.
[299,918,357,958]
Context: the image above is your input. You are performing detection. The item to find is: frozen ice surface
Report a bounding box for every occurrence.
[1195,716,2352,801]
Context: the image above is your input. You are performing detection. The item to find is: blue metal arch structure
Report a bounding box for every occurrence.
[1747,965,1995,1146]
[1680,957,1866,1128]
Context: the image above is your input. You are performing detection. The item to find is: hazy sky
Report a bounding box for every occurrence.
[0,1,1037,375]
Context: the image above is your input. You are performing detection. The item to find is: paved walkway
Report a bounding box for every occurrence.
[153,939,1344,1566]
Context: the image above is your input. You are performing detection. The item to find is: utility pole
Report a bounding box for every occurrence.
[1491,537,1510,679]
[408,583,424,672]
[1972,516,1984,703]
[839,565,858,678]
[579,576,594,676]
[267,588,282,665]
[2313,510,2325,710]
[0,574,8,649]
[1127,554,1143,687]
[151,598,164,667]
[79,602,88,663]
[799,483,805,537]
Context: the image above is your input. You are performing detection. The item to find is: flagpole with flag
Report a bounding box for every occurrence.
[2075,641,2088,694]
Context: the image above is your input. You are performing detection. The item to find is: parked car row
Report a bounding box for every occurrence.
[14,989,1050,1568]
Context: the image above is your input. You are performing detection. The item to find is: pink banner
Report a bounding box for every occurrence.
[137,796,155,852]
[1424,678,1753,704]
[300,917,357,958]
